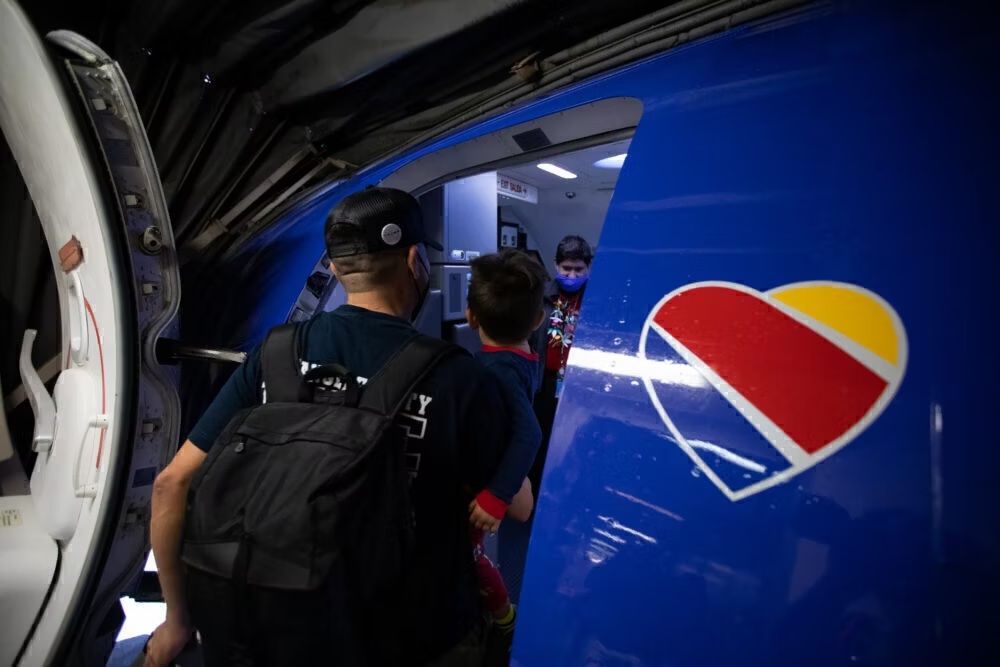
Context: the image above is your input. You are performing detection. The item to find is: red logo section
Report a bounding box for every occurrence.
[653,286,888,455]
[640,281,907,501]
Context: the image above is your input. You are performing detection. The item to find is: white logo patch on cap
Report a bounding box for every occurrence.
[381,223,403,246]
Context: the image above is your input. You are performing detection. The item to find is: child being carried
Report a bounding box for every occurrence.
[465,249,549,650]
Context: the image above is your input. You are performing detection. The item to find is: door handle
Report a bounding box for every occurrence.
[73,413,108,499]
[66,269,90,365]
[19,330,55,453]
[22,328,107,539]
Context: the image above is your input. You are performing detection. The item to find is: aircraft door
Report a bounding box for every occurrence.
[0,2,180,664]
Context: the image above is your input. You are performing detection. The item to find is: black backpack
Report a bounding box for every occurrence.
[181,324,458,605]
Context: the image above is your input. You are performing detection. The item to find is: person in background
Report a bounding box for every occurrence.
[464,249,548,660]
[533,235,593,472]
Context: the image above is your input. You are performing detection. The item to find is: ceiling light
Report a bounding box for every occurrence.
[536,163,577,179]
[594,153,627,169]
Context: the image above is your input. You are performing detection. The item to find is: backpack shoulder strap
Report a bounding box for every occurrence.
[359,335,461,417]
[261,323,302,403]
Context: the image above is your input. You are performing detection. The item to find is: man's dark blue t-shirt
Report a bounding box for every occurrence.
[474,347,542,506]
[188,305,510,659]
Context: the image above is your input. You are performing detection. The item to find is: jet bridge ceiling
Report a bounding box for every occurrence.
[18,0,802,261]
[8,0,806,433]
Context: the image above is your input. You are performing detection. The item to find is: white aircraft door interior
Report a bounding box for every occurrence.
[0,1,180,664]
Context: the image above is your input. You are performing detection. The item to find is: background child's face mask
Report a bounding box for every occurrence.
[555,273,588,293]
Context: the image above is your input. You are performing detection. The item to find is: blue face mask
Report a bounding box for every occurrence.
[556,273,588,293]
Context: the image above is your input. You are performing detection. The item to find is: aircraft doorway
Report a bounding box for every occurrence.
[409,137,632,605]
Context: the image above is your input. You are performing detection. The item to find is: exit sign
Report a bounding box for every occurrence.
[497,173,538,204]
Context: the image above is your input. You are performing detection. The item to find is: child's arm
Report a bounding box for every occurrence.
[469,500,502,533]
[468,360,543,531]
[469,478,532,532]
[507,478,534,522]
[480,366,543,508]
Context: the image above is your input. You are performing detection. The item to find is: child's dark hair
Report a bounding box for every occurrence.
[555,235,593,265]
[468,249,548,345]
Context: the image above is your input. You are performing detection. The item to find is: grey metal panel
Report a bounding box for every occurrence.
[448,322,480,356]
[440,265,471,322]
[421,171,498,265]
[419,187,445,265]
[413,288,442,339]
[443,171,498,263]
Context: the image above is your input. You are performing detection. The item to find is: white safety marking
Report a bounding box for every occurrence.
[0,508,22,528]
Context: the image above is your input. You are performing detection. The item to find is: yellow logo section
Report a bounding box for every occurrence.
[770,283,901,366]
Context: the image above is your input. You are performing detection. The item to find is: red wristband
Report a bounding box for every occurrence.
[476,490,509,520]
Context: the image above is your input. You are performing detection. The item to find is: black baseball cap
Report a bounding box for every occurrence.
[325,187,442,258]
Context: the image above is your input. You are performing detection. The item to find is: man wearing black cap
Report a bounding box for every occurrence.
[146,188,509,666]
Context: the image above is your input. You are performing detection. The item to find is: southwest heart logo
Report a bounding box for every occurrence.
[638,281,907,501]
